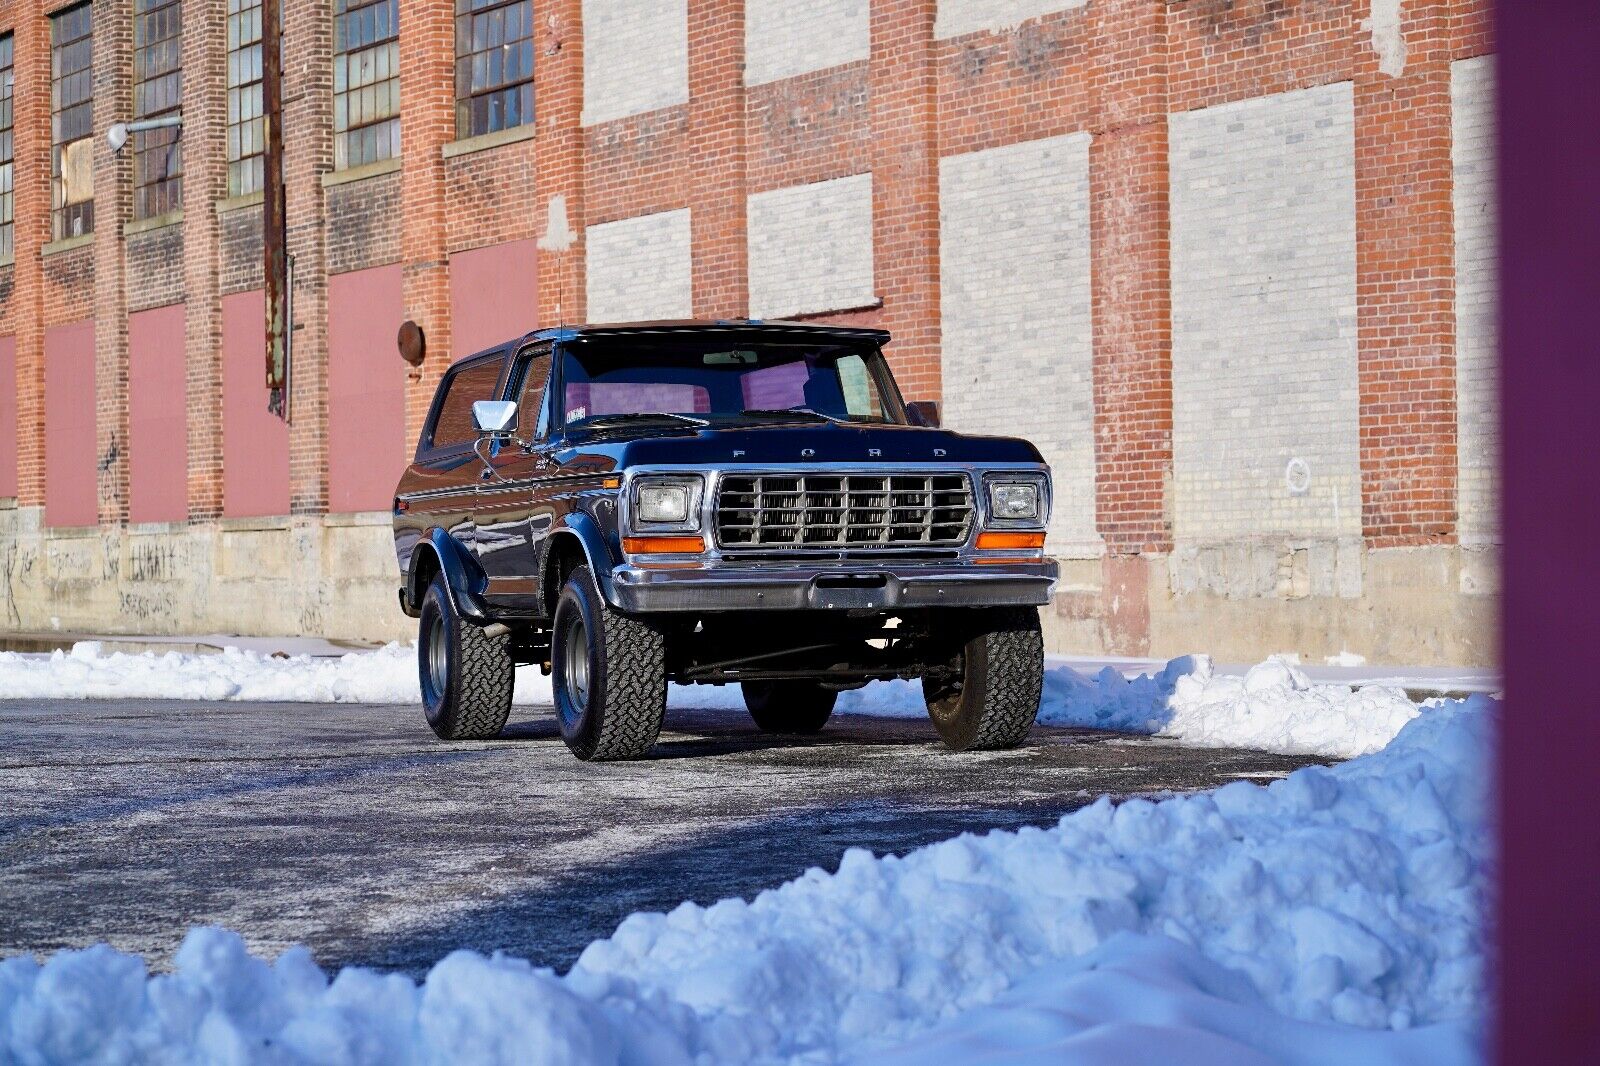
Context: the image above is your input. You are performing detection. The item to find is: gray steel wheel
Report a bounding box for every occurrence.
[417,574,514,741]
[551,566,667,761]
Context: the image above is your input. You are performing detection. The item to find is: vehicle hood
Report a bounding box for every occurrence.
[554,421,1045,470]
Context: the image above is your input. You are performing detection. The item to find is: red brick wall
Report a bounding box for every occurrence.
[127,303,188,523]
[326,264,406,512]
[0,0,1495,564]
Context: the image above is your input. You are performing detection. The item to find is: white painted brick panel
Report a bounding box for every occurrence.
[582,0,688,126]
[939,133,1098,557]
[746,174,876,319]
[1170,83,1361,542]
[1452,56,1496,546]
[585,209,693,323]
[746,0,869,86]
[935,0,1087,40]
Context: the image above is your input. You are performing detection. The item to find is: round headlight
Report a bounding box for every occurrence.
[637,483,691,524]
[989,482,1040,521]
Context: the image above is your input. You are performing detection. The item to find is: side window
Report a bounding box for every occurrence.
[837,354,881,419]
[515,350,551,439]
[429,360,504,449]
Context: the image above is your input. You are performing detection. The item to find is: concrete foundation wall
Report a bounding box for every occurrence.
[1044,545,1496,668]
[0,504,411,642]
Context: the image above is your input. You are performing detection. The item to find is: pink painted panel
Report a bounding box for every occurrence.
[43,320,97,527]
[449,238,538,359]
[221,290,290,517]
[127,304,188,523]
[327,264,406,513]
[0,336,16,499]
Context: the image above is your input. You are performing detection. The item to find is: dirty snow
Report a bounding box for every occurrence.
[0,644,1423,758]
[0,695,1493,1063]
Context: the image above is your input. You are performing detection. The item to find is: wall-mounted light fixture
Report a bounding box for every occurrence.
[106,114,184,155]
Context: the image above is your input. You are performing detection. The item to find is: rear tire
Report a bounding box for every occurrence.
[552,566,667,761]
[741,681,837,734]
[417,574,514,740]
[921,607,1042,751]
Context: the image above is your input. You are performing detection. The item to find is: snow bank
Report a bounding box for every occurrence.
[0,645,1420,758]
[0,696,1493,1064]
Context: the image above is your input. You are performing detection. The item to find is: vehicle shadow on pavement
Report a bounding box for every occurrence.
[323,797,1088,979]
[495,707,959,759]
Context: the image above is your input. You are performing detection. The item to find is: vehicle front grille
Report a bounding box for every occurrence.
[715,472,975,551]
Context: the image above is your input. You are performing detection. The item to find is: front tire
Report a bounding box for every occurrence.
[921,607,1043,751]
[741,681,837,734]
[552,566,667,761]
[417,574,514,740]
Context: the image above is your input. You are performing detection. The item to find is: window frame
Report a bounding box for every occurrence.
[453,0,534,141]
[332,0,400,171]
[51,2,95,241]
[132,0,182,219]
[420,351,512,456]
[0,33,14,259]
[225,0,264,197]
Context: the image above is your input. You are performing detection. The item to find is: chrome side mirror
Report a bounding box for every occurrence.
[472,400,518,436]
[906,400,941,428]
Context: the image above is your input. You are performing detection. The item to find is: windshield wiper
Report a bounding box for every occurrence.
[578,411,710,429]
[739,408,838,424]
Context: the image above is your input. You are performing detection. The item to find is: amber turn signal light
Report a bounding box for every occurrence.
[975,530,1046,550]
[622,535,706,555]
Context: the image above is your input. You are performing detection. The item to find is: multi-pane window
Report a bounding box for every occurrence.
[133,0,182,218]
[455,0,533,139]
[51,3,94,240]
[333,0,399,169]
[0,35,13,259]
[226,0,264,196]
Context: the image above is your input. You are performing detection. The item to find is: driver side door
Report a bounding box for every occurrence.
[473,344,553,609]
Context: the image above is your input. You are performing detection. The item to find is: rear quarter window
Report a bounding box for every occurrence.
[427,360,505,450]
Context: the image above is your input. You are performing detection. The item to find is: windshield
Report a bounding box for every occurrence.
[557,339,904,430]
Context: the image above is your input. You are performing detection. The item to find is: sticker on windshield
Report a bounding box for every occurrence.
[570,406,587,421]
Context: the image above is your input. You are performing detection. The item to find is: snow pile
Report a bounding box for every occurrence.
[0,645,1424,758]
[1036,655,1422,758]
[0,696,1493,1064]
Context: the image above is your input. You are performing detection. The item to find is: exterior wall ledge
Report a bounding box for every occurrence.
[41,523,104,539]
[0,496,16,510]
[124,210,185,236]
[441,123,536,160]
[126,520,194,535]
[41,234,95,257]
[217,514,291,532]
[214,191,265,216]
[321,157,403,188]
[321,510,393,528]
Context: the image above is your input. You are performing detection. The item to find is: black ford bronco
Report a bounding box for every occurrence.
[394,321,1057,761]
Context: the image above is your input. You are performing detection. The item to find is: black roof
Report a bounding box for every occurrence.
[535,318,888,347]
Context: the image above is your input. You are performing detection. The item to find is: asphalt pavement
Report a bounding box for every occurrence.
[0,696,1323,976]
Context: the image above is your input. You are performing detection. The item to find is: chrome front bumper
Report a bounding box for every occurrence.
[609,560,1058,612]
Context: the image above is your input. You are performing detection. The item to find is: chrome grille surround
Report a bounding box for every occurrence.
[715,471,975,552]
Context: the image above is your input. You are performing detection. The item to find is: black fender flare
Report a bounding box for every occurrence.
[546,512,621,608]
[411,528,493,625]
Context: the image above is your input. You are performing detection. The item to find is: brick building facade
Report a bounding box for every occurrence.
[0,0,1495,664]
